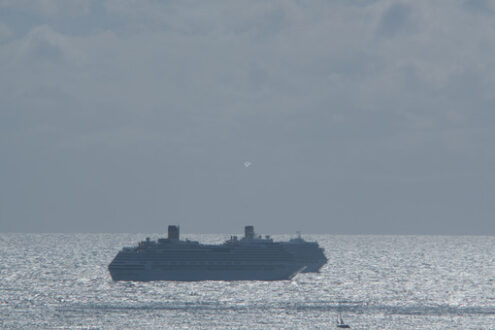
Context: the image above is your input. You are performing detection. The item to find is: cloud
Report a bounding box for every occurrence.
[2,1,494,149]
[377,3,416,37]
[0,0,92,18]
[463,0,495,14]
[23,25,66,61]
[1,0,495,232]
[0,20,13,40]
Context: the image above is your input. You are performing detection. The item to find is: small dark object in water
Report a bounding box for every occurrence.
[336,313,350,328]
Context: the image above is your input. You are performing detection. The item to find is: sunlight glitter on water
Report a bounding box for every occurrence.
[1,233,495,328]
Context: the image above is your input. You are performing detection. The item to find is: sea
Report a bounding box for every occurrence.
[1,233,494,329]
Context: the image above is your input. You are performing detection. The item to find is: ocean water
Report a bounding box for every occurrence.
[1,234,495,329]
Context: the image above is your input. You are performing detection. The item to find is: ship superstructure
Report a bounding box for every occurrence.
[230,226,328,273]
[279,232,328,273]
[108,225,305,281]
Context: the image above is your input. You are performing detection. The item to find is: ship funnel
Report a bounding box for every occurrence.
[168,225,180,240]
[244,225,255,239]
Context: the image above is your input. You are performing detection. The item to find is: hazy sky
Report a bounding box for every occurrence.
[1,0,494,234]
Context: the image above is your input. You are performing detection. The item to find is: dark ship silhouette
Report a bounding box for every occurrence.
[109,225,327,281]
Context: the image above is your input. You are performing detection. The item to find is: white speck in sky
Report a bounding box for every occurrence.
[244,161,252,168]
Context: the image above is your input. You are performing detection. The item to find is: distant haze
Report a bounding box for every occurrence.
[1,1,494,234]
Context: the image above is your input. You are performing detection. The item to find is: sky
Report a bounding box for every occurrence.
[1,0,494,234]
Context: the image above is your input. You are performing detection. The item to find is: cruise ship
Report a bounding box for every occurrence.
[108,225,327,281]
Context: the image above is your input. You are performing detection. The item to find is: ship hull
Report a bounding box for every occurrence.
[109,267,301,281]
[108,248,304,281]
[110,271,297,282]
